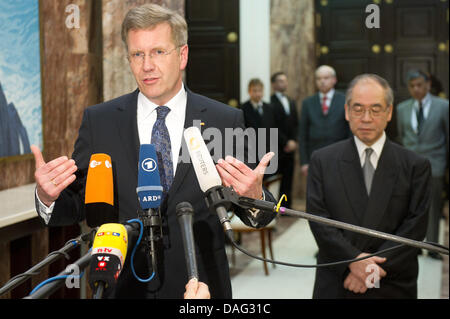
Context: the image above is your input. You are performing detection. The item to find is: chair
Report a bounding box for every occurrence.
[229,174,282,275]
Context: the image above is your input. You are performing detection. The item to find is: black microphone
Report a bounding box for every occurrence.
[176,202,199,281]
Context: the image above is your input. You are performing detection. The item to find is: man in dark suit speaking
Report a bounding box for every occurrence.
[307,74,431,298]
[31,4,275,299]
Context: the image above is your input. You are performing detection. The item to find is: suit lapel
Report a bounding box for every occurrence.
[116,89,140,181]
[167,89,206,198]
[420,96,438,134]
[338,139,368,224]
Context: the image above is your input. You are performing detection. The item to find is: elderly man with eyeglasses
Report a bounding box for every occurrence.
[306,74,432,299]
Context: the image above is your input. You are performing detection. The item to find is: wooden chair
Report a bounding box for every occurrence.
[229,174,282,275]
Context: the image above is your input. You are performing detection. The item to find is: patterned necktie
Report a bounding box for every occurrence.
[363,148,375,195]
[322,95,328,115]
[416,101,424,134]
[151,106,173,195]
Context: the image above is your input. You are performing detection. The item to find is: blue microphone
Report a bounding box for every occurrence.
[137,144,163,210]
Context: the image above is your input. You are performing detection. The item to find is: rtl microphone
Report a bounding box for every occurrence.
[176,202,199,281]
[183,127,232,233]
[89,223,128,298]
[137,144,163,209]
[85,153,118,227]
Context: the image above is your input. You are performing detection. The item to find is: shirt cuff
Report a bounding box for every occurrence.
[35,188,55,225]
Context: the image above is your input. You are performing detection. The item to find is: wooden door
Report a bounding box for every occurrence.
[316,0,449,139]
[185,0,240,107]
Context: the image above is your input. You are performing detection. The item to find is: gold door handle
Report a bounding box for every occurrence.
[228,99,238,108]
[227,32,238,43]
[372,44,381,54]
[438,42,447,52]
[384,44,393,53]
[320,45,329,55]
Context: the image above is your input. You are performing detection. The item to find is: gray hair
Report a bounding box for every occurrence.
[315,65,336,77]
[345,74,394,107]
[121,4,188,52]
[406,69,430,83]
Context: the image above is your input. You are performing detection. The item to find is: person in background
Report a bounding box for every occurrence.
[240,78,277,178]
[298,65,350,177]
[396,69,449,260]
[308,74,431,298]
[270,72,299,208]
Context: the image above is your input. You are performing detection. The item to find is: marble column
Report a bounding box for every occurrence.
[270,0,316,200]
[102,0,185,101]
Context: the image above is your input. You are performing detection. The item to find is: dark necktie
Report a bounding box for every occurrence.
[151,106,173,195]
[363,148,375,195]
[416,101,424,134]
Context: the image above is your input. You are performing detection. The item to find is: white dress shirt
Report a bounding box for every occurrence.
[275,91,290,115]
[353,131,386,169]
[37,85,187,224]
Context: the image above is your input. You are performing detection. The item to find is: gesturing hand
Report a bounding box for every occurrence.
[31,145,77,207]
[215,152,275,200]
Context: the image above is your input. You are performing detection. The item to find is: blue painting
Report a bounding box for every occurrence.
[0,0,42,158]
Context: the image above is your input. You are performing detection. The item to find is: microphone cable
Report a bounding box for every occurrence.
[127,218,155,283]
[224,230,407,269]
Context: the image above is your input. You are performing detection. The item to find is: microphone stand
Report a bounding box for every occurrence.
[138,207,163,274]
[24,251,92,299]
[0,230,95,297]
[207,186,449,256]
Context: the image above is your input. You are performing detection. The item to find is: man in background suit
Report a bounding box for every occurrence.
[396,69,449,260]
[307,74,431,298]
[31,4,275,299]
[270,72,299,208]
[299,65,350,177]
[240,78,277,176]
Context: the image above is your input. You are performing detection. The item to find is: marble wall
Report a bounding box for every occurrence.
[270,0,316,199]
[102,0,185,101]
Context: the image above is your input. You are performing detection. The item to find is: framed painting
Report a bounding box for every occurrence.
[0,0,42,160]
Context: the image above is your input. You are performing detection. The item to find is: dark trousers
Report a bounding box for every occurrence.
[278,152,295,208]
[426,176,444,243]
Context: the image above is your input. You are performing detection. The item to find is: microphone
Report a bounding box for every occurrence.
[183,127,233,233]
[85,153,118,227]
[137,144,163,209]
[136,144,164,273]
[89,223,128,298]
[176,202,199,281]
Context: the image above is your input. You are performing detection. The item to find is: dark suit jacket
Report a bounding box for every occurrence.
[270,93,299,152]
[307,137,431,298]
[37,88,276,299]
[240,100,278,159]
[299,91,350,166]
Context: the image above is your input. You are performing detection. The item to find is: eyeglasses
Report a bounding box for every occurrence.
[349,105,388,118]
[128,46,182,64]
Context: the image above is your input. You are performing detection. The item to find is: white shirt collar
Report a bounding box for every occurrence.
[353,131,386,169]
[319,88,335,101]
[138,83,186,119]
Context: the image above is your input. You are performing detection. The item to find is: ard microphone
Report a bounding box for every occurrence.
[89,223,128,298]
[183,127,232,232]
[137,144,163,209]
[85,153,118,227]
[176,202,199,281]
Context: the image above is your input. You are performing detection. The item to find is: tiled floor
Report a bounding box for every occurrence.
[228,199,449,299]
